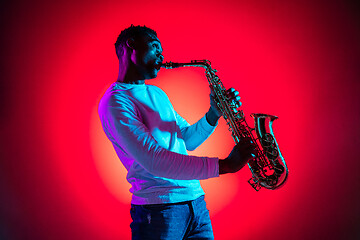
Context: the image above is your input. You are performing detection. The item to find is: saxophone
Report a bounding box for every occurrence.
[161,60,288,191]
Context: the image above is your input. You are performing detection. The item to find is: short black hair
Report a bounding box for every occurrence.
[115,25,157,58]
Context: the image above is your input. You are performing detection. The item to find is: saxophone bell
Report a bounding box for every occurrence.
[248,113,288,190]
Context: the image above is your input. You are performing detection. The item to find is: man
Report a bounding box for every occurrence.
[98,25,255,240]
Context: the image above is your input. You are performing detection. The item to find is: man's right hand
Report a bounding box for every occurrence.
[219,140,257,175]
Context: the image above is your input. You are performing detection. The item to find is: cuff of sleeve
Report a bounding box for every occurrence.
[200,115,217,133]
[208,157,220,178]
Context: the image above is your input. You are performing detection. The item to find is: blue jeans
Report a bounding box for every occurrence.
[130,195,214,240]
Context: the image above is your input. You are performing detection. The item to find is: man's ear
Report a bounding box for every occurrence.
[126,38,136,50]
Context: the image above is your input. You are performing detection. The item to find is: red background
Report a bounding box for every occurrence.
[1,0,359,239]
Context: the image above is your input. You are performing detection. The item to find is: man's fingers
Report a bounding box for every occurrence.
[226,88,241,109]
[236,140,257,155]
[227,88,239,96]
[227,88,236,93]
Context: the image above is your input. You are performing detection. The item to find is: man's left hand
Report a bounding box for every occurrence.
[206,88,242,126]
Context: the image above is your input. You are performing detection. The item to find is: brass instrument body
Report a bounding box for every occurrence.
[162,60,288,191]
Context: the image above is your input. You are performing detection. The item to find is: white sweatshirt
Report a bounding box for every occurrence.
[98,82,219,205]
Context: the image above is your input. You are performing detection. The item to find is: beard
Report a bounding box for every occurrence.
[148,68,159,79]
[143,62,160,80]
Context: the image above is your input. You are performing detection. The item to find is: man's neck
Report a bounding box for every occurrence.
[120,79,145,85]
[117,63,145,85]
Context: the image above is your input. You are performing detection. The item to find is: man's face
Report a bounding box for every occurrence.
[132,34,164,80]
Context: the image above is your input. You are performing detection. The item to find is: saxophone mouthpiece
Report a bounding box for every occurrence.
[161,62,182,69]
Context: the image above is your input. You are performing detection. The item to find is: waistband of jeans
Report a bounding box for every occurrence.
[131,195,204,207]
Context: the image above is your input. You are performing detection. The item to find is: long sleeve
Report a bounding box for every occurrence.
[99,86,219,180]
[175,112,217,151]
